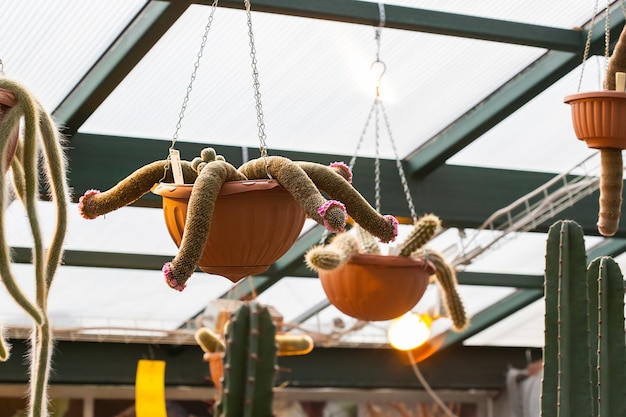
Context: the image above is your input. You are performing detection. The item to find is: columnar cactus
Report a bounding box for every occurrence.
[215,302,277,417]
[542,220,626,416]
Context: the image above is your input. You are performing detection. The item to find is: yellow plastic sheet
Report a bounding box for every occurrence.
[135,359,167,417]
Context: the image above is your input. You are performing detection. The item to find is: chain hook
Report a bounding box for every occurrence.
[370,59,386,98]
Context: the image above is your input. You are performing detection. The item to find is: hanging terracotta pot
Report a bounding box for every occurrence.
[318,254,435,321]
[564,91,626,149]
[153,179,306,282]
[0,88,19,172]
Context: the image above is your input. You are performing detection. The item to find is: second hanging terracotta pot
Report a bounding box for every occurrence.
[319,253,435,321]
[564,91,626,149]
[153,179,306,283]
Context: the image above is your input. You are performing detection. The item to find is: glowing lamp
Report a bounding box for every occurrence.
[387,312,432,351]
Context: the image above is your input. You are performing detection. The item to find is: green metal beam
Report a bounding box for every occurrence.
[0,338,540,390]
[67,134,620,237]
[197,0,583,51]
[10,247,169,270]
[53,1,190,135]
[457,272,543,289]
[406,7,625,177]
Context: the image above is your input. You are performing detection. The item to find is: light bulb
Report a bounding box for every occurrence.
[387,312,432,351]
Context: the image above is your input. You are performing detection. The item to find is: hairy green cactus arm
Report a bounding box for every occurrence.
[0,76,70,417]
[195,327,226,353]
[596,149,623,236]
[294,160,398,243]
[412,249,468,331]
[163,160,246,291]
[78,160,198,219]
[0,324,9,361]
[398,214,441,257]
[305,232,361,272]
[355,225,381,255]
[238,156,347,233]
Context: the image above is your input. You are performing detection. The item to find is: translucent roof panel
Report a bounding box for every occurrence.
[449,57,605,173]
[5,200,178,256]
[80,5,545,158]
[0,0,146,109]
[254,277,328,324]
[464,298,545,348]
[1,263,234,331]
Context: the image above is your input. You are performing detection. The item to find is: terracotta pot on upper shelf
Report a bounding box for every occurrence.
[318,253,435,321]
[564,90,626,149]
[152,179,306,283]
[0,88,20,172]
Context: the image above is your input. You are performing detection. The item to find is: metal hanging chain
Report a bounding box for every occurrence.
[348,99,377,171]
[244,0,269,158]
[577,0,601,92]
[350,2,418,222]
[0,59,4,76]
[604,0,611,71]
[374,100,382,213]
[379,100,418,223]
[170,0,220,151]
[577,0,618,92]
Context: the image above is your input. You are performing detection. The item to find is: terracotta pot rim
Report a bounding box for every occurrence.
[564,90,626,104]
[345,253,435,271]
[0,88,17,107]
[152,178,281,199]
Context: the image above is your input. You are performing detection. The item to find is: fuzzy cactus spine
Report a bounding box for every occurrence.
[304,232,361,272]
[0,324,9,361]
[398,214,441,257]
[412,249,468,331]
[355,225,381,255]
[216,302,276,417]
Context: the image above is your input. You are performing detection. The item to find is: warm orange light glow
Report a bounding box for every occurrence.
[388,312,432,351]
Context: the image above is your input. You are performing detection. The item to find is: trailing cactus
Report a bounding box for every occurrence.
[542,220,626,416]
[0,324,9,361]
[215,301,277,417]
[0,76,69,417]
[398,214,441,257]
[411,248,468,331]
